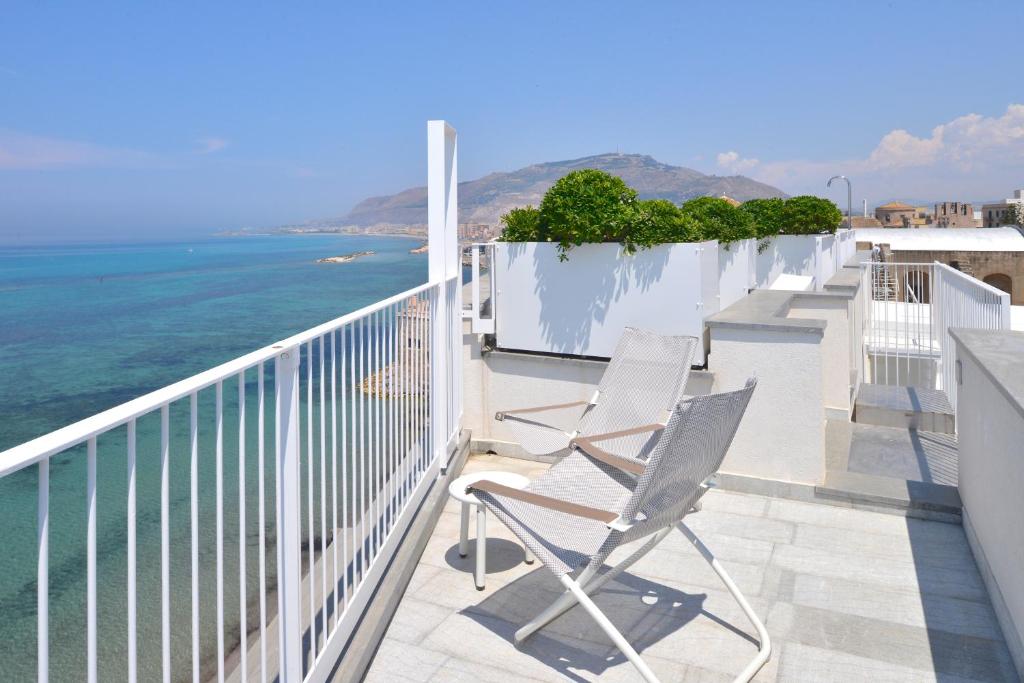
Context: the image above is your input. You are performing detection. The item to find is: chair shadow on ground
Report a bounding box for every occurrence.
[447,550,757,682]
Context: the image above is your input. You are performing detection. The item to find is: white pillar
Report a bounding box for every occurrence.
[275,346,303,682]
[427,120,459,468]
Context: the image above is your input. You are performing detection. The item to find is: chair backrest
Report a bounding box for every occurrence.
[618,378,757,545]
[578,328,697,440]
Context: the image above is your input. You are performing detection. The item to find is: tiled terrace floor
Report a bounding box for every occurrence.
[365,455,1017,682]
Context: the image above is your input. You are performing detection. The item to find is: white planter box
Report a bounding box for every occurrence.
[480,232,849,361]
[493,241,717,359]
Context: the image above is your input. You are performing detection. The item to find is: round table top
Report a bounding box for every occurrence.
[448,471,530,505]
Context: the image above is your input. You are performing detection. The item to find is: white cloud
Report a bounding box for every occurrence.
[197,137,229,154]
[716,150,760,173]
[741,104,1024,202]
[0,129,151,170]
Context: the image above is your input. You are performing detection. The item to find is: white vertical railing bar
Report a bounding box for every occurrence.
[237,372,247,683]
[190,393,199,683]
[354,318,362,587]
[330,331,339,628]
[305,339,316,660]
[38,456,49,683]
[87,436,97,683]
[374,310,381,557]
[127,418,137,683]
[340,327,348,611]
[161,405,171,683]
[388,305,395,536]
[318,337,327,641]
[257,364,267,683]
[275,347,302,682]
[215,380,225,683]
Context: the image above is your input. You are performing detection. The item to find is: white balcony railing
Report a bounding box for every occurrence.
[933,263,1010,411]
[0,121,463,683]
[858,260,1009,410]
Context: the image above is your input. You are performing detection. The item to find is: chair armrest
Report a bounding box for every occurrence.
[495,399,589,421]
[585,423,665,443]
[468,479,618,524]
[570,437,646,475]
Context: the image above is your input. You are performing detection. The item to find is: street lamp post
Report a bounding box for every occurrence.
[827,175,852,229]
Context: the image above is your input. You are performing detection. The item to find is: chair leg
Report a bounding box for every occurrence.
[561,575,661,683]
[514,527,671,644]
[676,522,771,683]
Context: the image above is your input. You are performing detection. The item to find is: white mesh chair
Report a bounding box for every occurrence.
[470,379,769,683]
[495,328,698,456]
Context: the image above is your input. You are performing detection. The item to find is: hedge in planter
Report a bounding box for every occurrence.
[497,168,841,260]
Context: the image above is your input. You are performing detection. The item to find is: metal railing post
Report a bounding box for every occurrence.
[275,345,303,682]
[428,120,458,467]
[814,236,824,290]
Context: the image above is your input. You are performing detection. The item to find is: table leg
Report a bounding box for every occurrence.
[475,504,486,590]
[459,502,469,558]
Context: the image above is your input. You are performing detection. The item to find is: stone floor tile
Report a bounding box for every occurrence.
[386,596,455,645]
[767,497,912,537]
[697,489,769,517]
[791,573,1003,642]
[777,642,968,683]
[768,602,1017,681]
[363,638,448,682]
[770,543,987,603]
[683,509,795,545]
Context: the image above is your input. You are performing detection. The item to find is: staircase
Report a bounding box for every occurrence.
[817,383,961,521]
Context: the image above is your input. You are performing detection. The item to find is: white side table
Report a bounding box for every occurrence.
[448,471,534,590]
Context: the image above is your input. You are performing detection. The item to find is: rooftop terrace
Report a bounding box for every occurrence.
[366,454,1016,682]
[3,122,1023,682]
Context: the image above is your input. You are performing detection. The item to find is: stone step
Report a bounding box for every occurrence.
[818,421,961,521]
[854,383,954,434]
[816,469,961,522]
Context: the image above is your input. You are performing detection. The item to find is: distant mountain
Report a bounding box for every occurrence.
[338,153,788,229]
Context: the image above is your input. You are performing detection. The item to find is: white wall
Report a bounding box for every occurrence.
[956,343,1024,676]
[493,241,713,359]
[708,325,825,484]
[719,239,756,311]
[787,294,854,418]
[462,328,714,458]
[756,235,818,289]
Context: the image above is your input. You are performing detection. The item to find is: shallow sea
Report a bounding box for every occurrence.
[0,234,430,681]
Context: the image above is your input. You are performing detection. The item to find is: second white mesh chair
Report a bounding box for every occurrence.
[495,328,698,456]
[470,379,769,683]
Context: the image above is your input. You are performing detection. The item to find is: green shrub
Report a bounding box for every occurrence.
[498,206,541,242]
[630,199,701,248]
[679,197,755,243]
[779,196,843,235]
[740,198,785,239]
[537,169,638,260]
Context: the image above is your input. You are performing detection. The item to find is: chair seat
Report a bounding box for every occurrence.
[477,451,636,577]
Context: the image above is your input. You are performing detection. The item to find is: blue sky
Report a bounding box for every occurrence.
[1,1,1023,243]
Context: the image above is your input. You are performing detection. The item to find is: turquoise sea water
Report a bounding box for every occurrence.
[0,235,431,681]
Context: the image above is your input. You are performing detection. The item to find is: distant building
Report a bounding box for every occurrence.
[718,195,741,207]
[874,201,916,227]
[854,227,1024,304]
[982,189,1024,227]
[910,207,933,227]
[845,216,882,228]
[934,201,981,228]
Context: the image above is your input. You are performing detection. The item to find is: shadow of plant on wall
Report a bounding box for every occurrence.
[528,241,671,356]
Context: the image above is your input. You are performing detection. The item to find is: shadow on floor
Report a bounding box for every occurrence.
[457,565,756,681]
